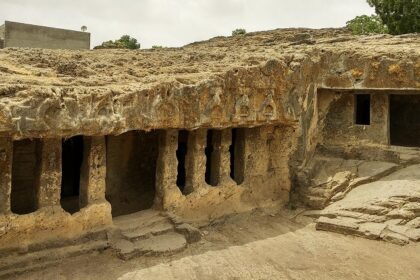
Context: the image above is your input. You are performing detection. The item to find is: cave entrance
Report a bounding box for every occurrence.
[11,139,41,215]
[106,130,159,217]
[389,95,420,148]
[230,128,245,185]
[176,130,189,192]
[61,136,84,214]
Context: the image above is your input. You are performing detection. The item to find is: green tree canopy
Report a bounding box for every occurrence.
[367,0,420,34]
[346,14,389,35]
[94,35,141,49]
[232,28,247,36]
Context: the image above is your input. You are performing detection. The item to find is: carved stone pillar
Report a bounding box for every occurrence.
[80,136,106,208]
[155,130,179,209]
[209,130,222,186]
[219,129,235,184]
[185,129,206,194]
[0,138,12,214]
[37,139,61,208]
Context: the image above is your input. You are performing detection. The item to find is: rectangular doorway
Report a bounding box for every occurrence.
[390,95,420,147]
[106,130,159,217]
[11,139,41,215]
[61,136,84,214]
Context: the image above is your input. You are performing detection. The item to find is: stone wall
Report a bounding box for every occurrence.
[0,24,4,39]
[0,136,111,251]
[317,89,420,152]
[0,24,4,49]
[3,21,90,50]
[318,90,390,147]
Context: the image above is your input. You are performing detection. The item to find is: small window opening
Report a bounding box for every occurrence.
[11,139,41,215]
[355,94,371,125]
[205,130,220,186]
[176,130,189,191]
[61,136,84,214]
[229,128,245,185]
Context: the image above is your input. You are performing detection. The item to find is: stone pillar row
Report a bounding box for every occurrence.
[1,128,242,215]
[154,128,241,209]
[0,136,106,215]
[179,128,237,195]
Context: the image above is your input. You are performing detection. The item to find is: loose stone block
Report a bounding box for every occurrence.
[316,216,360,235]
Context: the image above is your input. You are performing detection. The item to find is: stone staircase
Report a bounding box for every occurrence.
[109,210,201,260]
[0,210,201,277]
[309,163,420,245]
[297,156,400,209]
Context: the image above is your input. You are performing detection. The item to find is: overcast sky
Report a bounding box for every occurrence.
[0,0,374,48]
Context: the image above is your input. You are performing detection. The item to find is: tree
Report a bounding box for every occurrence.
[94,35,141,49]
[232,28,247,36]
[346,14,388,35]
[367,0,420,34]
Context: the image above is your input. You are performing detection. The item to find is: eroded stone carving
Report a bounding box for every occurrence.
[152,94,180,126]
[233,94,256,122]
[201,88,224,124]
[258,93,277,121]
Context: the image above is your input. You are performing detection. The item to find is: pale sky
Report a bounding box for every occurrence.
[0,0,375,49]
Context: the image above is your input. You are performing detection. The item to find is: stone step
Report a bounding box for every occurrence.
[304,186,330,197]
[113,232,187,260]
[113,209,167,232]
[302,195,328,210]
[121,219,174,241]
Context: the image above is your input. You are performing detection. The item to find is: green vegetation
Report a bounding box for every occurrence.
[152,45,164,49]
[232,28,247,36]
[94,35,140,49]
[367,0,419,34]
[346,15,388,35]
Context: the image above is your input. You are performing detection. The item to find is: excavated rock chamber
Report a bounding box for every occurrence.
[0,28,419,269]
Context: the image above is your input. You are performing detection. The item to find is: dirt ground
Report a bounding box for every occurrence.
[7,209,420,280]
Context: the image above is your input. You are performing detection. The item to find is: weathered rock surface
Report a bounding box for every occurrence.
[315,164,420,245]
[0,231,108,278]
[298,156,399,209]
[0,29,418,139]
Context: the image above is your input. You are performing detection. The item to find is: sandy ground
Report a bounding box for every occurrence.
[7,209,420,280]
